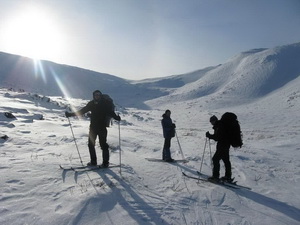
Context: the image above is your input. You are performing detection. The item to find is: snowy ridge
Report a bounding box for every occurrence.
[0,42,300,224]
[147,42,300,108]
[0,52,164,109]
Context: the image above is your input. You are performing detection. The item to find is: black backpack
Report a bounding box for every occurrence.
[102,94,115,127]
[220,112,243,148]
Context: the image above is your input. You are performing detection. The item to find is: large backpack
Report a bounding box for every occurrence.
[101,94,115,127]
[220,112,243,148]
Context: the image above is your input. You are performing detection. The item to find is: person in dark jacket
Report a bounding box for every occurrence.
[161,110,176,162]
[65,90,121,167]
[206,115,232,182]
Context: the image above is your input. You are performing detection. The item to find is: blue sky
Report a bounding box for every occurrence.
[0,0,300,80]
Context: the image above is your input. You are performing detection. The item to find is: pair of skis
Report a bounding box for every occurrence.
[145,158,250,190]
[145,158,189,163]
[59,164,120,172]
[182,171,251,190]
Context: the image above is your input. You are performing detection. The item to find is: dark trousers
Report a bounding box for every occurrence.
[88,127,109,165]
[212,142,231,178]
[163,137,172,160]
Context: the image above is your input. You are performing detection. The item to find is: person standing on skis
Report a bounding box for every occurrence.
[206,115,233,182]
[65,90,121,167]
[161,110,176,162]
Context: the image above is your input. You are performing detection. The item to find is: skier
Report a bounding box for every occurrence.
[65,90,121,167]
[206,115,233,182]
[161,110,176,162]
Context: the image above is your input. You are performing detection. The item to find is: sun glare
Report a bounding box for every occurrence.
[2,7,64,60]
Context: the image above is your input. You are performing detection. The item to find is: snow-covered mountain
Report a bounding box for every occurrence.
[0,52,165,109]
[146,42,300,108]
[1,42,299,109]
[0,42,299,225]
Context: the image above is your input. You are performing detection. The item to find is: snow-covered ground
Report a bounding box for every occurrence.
[0,42,300,224]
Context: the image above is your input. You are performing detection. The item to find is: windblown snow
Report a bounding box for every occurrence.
[0,42,299,225]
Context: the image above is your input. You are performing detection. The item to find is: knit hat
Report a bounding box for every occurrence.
[210,115,218,123]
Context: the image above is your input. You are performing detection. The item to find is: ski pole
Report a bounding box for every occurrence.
[118,115,122,175]
[175,130,186,161]
[199,138,208,175]
[67,117,84,166]
[208,139,213,172]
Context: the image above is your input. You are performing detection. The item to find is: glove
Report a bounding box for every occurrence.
[172,123,176,129]
[114,115,121,121]
[65,112,74,118]
[206,131,211,138]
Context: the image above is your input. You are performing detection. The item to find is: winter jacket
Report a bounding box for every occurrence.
[74,99,119,129]
[161,114,176,139]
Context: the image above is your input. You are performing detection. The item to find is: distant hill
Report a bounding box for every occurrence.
[0,52,166,109]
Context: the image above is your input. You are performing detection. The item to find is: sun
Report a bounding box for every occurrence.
[2,7,64,60]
